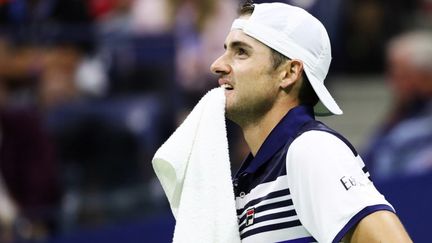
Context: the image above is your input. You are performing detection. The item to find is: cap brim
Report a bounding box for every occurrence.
[306,71,343,116]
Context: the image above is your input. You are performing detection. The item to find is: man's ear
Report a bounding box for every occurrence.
[280,59,303,89]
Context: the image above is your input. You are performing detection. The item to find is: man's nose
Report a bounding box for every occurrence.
[210,54,231,75]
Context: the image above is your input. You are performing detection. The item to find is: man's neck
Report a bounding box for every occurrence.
[242,102,297,156]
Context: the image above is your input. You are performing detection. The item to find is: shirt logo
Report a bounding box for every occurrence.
[246,208,255,226]
[340,176,357,190]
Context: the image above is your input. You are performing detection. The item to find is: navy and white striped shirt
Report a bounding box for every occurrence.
[233,106,394,243]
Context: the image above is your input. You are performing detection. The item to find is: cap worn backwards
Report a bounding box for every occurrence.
[231,2,343,116]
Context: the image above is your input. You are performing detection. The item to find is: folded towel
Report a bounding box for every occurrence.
[152,87,241,243]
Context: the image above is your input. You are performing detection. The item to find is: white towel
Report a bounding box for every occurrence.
[152,87,241,243]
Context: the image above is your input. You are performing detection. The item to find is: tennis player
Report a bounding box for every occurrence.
[211,1,413,242]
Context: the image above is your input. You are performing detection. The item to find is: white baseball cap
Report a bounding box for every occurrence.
[231,2,343,116]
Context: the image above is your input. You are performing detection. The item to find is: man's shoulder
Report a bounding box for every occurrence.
[291,122,358,157]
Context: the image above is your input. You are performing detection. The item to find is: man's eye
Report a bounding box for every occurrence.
[237,48,247,56]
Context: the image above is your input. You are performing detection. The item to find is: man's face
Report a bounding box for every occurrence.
[210,28,281,124]
[387,49,421,103]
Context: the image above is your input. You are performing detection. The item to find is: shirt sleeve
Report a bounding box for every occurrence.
[286,130,395,243]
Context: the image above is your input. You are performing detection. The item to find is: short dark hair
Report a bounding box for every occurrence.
[239,0,255,15]
[239,0,319,107]
[297,72,319,107]
[270,49,288,70]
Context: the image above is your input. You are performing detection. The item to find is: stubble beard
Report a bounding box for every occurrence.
[225,94,274,128]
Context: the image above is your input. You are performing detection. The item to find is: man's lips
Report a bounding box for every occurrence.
[218,78,234,90]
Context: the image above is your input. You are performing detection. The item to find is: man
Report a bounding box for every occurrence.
[363,30,432,180]
[210,1,412,242]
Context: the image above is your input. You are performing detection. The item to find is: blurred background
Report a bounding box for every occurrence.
[0,0,431,242]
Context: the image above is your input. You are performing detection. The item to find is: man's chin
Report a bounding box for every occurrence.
[225,107,244,126]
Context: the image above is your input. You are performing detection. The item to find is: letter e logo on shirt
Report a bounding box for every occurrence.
[340,176,357,191]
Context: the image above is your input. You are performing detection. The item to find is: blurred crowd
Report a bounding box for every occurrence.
[363,30,432,181]
[0,0,431,242]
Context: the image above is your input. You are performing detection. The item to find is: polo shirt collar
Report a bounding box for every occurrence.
[236,105,315,175]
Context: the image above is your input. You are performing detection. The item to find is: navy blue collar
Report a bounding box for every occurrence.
[235,105,315,176]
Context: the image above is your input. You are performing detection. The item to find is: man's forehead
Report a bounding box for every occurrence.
[224,29,265,49]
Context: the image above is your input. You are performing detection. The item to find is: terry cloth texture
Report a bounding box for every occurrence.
[152,87,241,243]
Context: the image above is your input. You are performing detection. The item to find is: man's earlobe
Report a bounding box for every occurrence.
[280,74,296,89]
[280,60,303,89]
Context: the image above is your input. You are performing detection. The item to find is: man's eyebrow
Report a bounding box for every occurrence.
[224,41,253,50]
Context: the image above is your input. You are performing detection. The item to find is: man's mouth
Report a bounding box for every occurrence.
[221,83,234,90]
